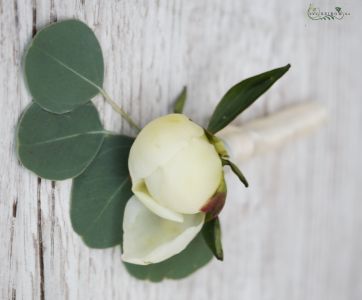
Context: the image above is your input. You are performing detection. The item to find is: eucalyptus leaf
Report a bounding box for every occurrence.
[24,20,104,113]
[16,102,105,180]
[124,232,213,282]
[222,159,249,188]
[71,135,134,248]
[202,217,223,260]
[207,64,291,133]
[173,86,187,114]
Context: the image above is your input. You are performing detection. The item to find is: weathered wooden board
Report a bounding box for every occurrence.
[1,0,361,299]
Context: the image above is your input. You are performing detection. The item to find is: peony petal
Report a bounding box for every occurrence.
[145,135,222,214]
[132,180,184,223]
[122,196,205,265]
[128,114,204,182]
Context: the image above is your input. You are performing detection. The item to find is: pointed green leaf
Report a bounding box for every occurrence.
[24,20,104,113]
[124,232,213,282]
[16,102,105,180]
[173,86,187,114]
[71,135,134,248]
[207,64,291,133]
[222,159,249,188]
[202,217,223,260]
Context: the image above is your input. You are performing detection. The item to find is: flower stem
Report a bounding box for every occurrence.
[99,88,141,131]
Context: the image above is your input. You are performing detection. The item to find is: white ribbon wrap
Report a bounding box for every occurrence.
[217,102,327,162]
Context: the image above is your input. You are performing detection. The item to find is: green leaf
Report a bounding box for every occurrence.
[222,159,249,188]
[16,102,105,180]
[207,64,291,133]
[24,20,104,113]
[124,232,213,282]
[71,135,134,248]
[173,86,187,114]
[202,217,223,260]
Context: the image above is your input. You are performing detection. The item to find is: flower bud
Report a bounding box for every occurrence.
[123,114,225,265]
[128,114,223,221]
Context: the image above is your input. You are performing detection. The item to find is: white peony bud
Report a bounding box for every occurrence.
[122,114,224,265]
[128,114,223,222]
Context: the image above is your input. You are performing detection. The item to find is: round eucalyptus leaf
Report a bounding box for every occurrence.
[124,232,213,282]
[16,102,105,180]
[24,20,104,113]
[71,135,134,248]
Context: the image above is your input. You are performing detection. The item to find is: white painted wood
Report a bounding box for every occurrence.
[1,0,362,299]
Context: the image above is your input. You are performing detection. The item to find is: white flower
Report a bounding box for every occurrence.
[129,114,223,221]
[122,196,205,265]
[122,114,224,265]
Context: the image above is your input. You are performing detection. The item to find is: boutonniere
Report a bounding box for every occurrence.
[17,20,294,281]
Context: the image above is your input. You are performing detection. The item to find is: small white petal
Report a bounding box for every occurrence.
[128,114,204,182]
[145,135,222,214]
[122,196,205,265]
[132,180,184,223]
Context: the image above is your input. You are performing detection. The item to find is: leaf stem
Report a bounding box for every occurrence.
[99,89,141,131]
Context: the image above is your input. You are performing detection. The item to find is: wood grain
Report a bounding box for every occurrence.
[1,0,361,299]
